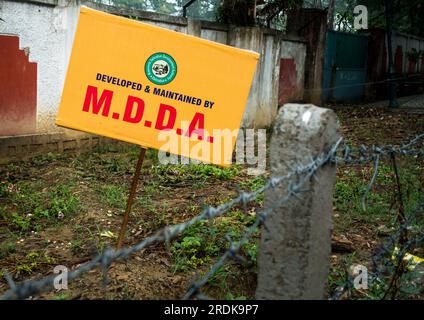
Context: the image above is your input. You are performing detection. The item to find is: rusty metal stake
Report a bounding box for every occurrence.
[116,147,147,249]
[390,153,407,245]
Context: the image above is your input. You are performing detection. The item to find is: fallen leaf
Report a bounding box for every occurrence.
[100,230,116,238]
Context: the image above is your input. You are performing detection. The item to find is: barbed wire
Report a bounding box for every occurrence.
[184,138,343,300]
[0,136,344,300]
[330,200,424,300]
[335,132,424,165]
[328,133,424,299]
[1,132,423,300]
[185,132,424,300]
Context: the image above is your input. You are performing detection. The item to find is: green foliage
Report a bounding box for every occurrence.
[243,241,257,262]
[98,184,127,208]
[49,184,81,218]
[239,175,265,191]
[225,292,247,300]
[331,158,424,299]
[171,210,257,272]
[239,175,266,205]
[205,265,235,290]
[31,152,65,166]
[0,181,81,233]
[0,241,16,259]
[91,0,185,15]
[255,0,303,29]
[15,251,56,277]
[186,164,240,180]
[330,0,424,37]
[332,161,424,231]
[216,0,256,26]
[152,163,240,186]
[70,239,84,255]
[171,222,221,271]
[53,293,71,300]
[10,213,31,231]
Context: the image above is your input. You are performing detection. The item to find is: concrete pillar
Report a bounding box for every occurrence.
[256,103,340,299]
[187,18,201,37]
[227,27,263,128]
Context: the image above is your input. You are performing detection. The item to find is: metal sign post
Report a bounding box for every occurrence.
[116,147,147,249]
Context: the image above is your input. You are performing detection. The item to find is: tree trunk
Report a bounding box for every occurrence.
[327,0,336,29]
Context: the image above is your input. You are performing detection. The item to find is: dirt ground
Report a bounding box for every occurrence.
[0,104,423,300]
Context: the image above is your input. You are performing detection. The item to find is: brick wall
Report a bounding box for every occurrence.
[0,132,113,164]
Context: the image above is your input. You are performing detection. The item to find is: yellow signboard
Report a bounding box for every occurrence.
[56,6,259,166]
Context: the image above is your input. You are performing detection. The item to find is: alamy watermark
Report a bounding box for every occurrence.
[353,5,368,30]
[157,125,267,176]
[53,265,68,291]
[350,264,368,290]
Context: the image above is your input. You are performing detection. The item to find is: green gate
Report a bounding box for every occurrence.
[323,30,369,102]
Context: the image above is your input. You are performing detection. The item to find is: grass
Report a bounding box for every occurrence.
[170,210,258,273]
[334,161,422,232]
[0,179,82,233]
[331,157,424,299]
[97,184,127,209]
[53,292,71,300]
[239,176,266,205]
[151,163,240,187]
[15,251,56,277]
[1,147,422,299]
[0,241,16,259]
[69,239,84,255]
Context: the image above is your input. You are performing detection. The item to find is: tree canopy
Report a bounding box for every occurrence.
[92,0,424,37]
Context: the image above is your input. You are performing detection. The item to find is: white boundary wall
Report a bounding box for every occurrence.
[1,0,307,130]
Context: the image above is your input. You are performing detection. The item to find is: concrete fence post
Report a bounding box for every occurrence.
[256,104,340,299]
[187,18,201,37]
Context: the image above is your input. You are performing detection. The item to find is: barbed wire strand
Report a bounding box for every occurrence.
[1,132,424,300]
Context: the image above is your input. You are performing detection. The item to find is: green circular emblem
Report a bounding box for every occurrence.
[144,52,177,85]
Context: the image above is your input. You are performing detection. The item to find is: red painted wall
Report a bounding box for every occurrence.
[394,46,403,74]
[0,34,37,136]
[421,56,424,74]
[278,58,298,105]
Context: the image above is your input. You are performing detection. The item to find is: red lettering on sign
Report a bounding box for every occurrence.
[186,112,204,139]
[82,85,113,117]
[155,104,176,130]
[80,88,214,143]
[123,96,145,124]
